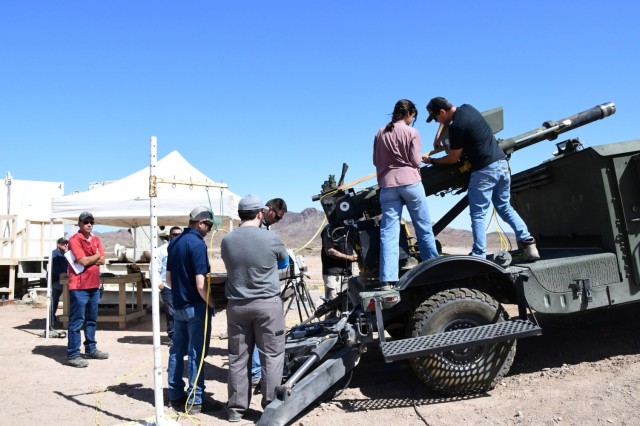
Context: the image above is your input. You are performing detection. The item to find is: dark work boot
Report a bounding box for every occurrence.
[519,238,540,262]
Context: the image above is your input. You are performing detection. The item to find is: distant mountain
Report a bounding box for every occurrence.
[96,207,516,255]
[269,208,327,252]
[94,229,133,257]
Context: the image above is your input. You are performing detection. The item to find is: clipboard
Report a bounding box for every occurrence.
[64,250,85,274]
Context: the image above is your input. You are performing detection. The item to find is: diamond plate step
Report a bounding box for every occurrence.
[381,319,542,362]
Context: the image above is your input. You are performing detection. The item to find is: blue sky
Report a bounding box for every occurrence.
[2,1,638,230]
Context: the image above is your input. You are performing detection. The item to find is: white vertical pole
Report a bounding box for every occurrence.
[44,219,54,338]
[149,136,166,423]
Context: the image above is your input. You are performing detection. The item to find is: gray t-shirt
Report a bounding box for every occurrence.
[221,226,289,300]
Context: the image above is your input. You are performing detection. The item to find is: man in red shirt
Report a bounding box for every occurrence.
[66,211,109,368]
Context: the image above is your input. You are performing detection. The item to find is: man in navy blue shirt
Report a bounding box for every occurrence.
[424,97,539,261]
[49,237,69,328]
[166,206,221,414]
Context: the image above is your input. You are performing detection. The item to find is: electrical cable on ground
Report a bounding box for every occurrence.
[93,353,206,426]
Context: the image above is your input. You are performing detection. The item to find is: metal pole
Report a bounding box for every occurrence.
[149,136,174,425]
[147,136,229,424]
[44,219,54,338]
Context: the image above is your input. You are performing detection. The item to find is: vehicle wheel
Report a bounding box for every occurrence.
[409,288,516,396]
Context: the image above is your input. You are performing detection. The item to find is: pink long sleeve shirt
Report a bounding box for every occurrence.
[373,120,423,188]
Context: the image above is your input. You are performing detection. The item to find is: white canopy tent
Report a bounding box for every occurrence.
[50,150,241,227]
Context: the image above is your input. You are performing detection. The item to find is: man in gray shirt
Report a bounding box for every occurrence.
[221,194,289,422]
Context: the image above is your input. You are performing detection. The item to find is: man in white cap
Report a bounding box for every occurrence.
[166,206,221,414]
[157,226,182,346]
[221,194,289,422]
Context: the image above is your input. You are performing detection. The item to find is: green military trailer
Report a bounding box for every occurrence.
[511,138,640,313]
[258,102,635,425]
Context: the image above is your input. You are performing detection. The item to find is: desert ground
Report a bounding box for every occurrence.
[2,253,640,426]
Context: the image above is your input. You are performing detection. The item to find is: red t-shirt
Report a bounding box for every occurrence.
[68,232,105,290]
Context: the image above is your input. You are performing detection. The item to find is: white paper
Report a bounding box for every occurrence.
[64,250,85,274]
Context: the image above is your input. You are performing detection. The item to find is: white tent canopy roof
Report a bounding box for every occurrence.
[51,150,240,227]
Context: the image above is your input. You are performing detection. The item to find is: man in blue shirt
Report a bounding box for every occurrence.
[49,237,69,328]
[166,206,222,414]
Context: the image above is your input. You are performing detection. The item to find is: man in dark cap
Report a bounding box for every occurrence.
[166,206,221,414]
[66,211,108,368]
[424,97,539,261]
[221,194,289,422]
[49,237,69,328]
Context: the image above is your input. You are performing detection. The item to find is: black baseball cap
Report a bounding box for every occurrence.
[426,97,452,123]
[78,211,94,222]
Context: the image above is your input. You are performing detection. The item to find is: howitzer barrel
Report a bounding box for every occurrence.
[422,101,616,207]
[499,102,616,154]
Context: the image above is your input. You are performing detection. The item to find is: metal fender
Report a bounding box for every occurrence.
[396,255,509,291]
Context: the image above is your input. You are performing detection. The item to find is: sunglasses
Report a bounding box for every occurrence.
[82,220,94,225]
[170,233,181,237]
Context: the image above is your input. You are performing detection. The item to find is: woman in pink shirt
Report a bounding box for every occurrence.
[373,99,439,286]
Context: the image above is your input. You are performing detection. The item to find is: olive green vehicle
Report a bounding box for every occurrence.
[258,102,631,425]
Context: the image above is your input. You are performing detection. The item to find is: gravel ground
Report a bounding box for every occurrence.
[2,254,640,425]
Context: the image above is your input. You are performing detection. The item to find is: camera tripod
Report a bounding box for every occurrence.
[280,255,316,323]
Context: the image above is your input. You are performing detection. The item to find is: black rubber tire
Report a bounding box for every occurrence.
[408,288,516,396]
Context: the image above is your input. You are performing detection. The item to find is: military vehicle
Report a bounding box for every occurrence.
[258,102,632,425]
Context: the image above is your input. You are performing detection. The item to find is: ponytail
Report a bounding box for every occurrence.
[384,99,417,132]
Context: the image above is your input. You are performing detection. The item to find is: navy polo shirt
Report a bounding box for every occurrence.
[166,227,210,309]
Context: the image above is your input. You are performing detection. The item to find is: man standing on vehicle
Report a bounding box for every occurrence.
[66,212,108,368]
[221,194,289,422]
[166,206,220,414]
[424,97,539,261]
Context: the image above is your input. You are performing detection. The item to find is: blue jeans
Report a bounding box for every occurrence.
[468,159,532,257]
[251,347,261,380]
[167,303,213,404]
[50,285,62,326]
[379,182,439,282]
[67,288,100,359]
[160,287,175,339]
